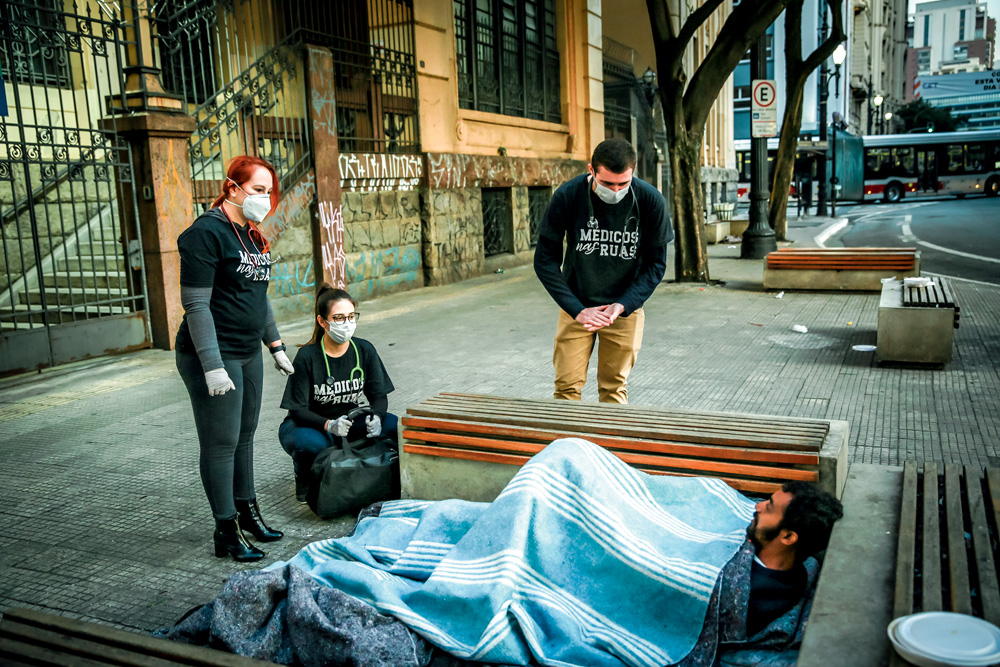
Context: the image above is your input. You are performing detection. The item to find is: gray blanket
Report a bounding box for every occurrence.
[156,541,817,667]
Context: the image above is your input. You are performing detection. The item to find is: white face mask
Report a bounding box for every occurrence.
[326,320,356,344]
[227,178,272,222]
[592,177,630,205]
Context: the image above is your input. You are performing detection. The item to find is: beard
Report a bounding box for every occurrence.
[747,513,782,551]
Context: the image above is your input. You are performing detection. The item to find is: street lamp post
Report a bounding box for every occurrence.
[740,30,777,259]
[816,9,830,216]
[872,94,884,134]
[884,111,893,134]
[829,44,847,217]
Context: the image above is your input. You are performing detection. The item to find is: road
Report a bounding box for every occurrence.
[828,196,1000,284]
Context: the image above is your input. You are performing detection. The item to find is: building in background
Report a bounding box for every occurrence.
[849,0,909,134]
[910,69,1000,129]
[910,0,995,75]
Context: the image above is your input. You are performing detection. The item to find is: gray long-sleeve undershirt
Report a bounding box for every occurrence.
[180,284,281,373]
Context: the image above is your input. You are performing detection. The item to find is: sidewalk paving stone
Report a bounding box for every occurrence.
[1,236,998,633]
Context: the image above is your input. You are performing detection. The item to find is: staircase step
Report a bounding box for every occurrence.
[43,271,128,290]
[59,256,126,272]
[18,286,129,306]
[0,319,45,332]
[68,241,123,257]
[1,302,132,324]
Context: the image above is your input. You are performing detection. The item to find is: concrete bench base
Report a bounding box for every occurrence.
[875,280,954,365]
[763,266,920,291]
[705,221,730,244]
[797,463,901,667]
[400,394,850,503]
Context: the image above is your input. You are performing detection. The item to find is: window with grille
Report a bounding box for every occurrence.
[0,0,71,88]
[528,186,550,247]
[482,188,513,256]
[454,0,561,123]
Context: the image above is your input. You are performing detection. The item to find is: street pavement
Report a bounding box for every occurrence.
[1,213,999,633]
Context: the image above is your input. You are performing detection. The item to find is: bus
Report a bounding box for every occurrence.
[862,130,1000,202]
[734,135,862,203]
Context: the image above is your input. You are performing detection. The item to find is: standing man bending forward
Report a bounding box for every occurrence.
[534,139,672,403]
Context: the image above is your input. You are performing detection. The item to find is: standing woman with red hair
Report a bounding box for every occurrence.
[175,156,294,562]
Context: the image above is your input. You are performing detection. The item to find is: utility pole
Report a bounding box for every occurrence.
[741,31,777,259]
[816,6,829,217]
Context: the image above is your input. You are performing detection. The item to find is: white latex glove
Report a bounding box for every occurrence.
[325,415,352,437]
[205,368,235,396]
[366,414,382,437]
[272,350,294,376]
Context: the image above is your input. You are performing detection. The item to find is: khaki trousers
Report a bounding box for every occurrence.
[552,308,645,403]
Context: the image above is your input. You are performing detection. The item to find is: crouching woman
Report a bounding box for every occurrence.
[278,285,397,502]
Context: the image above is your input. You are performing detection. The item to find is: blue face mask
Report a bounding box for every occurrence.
[592,177,630,205]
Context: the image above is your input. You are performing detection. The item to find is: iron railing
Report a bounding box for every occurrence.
[152,0,312,209]
[482,188,513,257]
[0,0,148,350]
[527,186,550,247]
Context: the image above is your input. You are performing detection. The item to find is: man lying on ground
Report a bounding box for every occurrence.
[156,438,843,667]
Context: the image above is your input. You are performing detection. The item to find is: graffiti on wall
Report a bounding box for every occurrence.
[259,170,315,243]
[347,246,422,298]
[319,200,346,288]
[270,258,316,298]
[308,46,337,138]
[339,153,423,192]
[426,153,584,189]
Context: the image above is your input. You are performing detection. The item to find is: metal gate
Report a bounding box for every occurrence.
[0,0,150,376]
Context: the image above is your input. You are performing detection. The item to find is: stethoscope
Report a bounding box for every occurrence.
[321,338,364,387]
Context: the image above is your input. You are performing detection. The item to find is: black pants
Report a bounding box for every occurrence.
[176,349,263,521]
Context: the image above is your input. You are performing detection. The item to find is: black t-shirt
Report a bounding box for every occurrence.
[175,208,273,358]
[280,337,395,424]
[534,174,672,315]
[746,559,808,637]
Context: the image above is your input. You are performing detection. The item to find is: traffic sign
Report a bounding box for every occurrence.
[751,79,777,138]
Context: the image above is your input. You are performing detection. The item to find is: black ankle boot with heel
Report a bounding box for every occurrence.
[214,517,265,562]
[236,498,283,542]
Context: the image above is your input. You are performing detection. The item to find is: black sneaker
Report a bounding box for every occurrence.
[295,476,308,504]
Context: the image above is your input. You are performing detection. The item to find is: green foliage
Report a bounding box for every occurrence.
[895,99,962,133]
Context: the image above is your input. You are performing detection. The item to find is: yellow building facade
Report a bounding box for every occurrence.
[1,0,736,374]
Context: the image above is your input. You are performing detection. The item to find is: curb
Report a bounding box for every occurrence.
[814,217,850,247]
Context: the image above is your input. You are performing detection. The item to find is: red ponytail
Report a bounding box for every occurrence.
[213,155,280,253]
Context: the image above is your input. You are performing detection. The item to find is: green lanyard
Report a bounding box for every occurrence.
[322,338,364,386]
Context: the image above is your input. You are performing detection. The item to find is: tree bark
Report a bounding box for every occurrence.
[768,0,845,239]
[647,0,792,282]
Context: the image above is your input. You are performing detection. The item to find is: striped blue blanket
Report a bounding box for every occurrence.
[269,437,755,667]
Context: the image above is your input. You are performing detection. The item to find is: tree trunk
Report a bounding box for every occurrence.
[768,0,845,240]
[769,87,805,240]
[668,124,709,282]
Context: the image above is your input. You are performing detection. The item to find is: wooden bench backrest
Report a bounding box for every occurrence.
[0,607,277,666]
[894,462,1000,627]
[402,393,831,495]
[766,248,918,271]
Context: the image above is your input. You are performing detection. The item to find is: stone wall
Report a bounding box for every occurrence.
[262,170,317,322]
[422,154,585,286]
[342,189,423,300]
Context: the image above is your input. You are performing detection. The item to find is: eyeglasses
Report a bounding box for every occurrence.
[329,312,360,324]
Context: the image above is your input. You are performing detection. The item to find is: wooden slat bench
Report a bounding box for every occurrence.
[876,277,959,366]
[763,247,921,291]
[889,462,1000,666]
[400,392,849,502]
[0,607,277,666]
